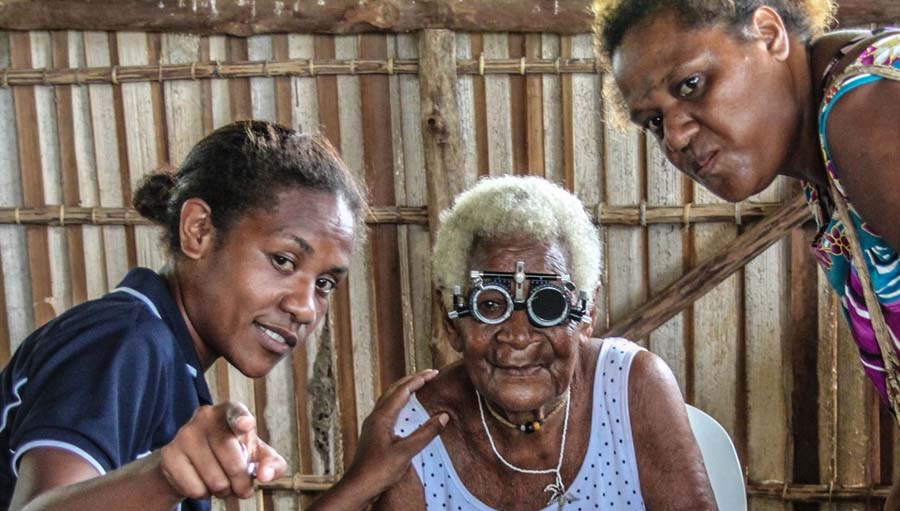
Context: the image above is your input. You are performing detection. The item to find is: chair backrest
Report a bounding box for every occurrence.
[686,404,747,511]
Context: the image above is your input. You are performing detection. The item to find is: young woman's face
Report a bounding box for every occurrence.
[189,188,355,378]
[612,10,799,202]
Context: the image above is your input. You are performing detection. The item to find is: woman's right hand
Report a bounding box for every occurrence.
[312,369,449,510]
[158,401,287,501]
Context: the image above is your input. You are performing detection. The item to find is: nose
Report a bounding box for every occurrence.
[496,309,537,349]
[281,278,317,326]
[662,108,698,154]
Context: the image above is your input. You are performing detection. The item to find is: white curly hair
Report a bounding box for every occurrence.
[432,175,602,309]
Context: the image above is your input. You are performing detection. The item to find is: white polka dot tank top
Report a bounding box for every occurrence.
[394,337,646,510]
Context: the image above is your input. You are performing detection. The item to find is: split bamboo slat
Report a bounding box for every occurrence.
[604,59,644,337]
[335,33,376,473]
[452,33,478,184]
[568,34,607,331]
[395,32,431,376]
[646,131,688,392]
[85,31,129,291]
[744,176,791,511]
[313,33,356,478]
[692,179,742,455]
[523,34,544,177]
[483,34,514,177]
[10,32,54,331]
[360,33,405,398]
[507,34,528,175]
[50,31,87,309]
[540,34,564,185]
[0,31,34,358]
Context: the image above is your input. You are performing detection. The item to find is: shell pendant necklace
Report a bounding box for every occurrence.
[476,387,578,509]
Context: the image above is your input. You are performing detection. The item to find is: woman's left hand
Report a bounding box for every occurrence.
[311,369,449,510]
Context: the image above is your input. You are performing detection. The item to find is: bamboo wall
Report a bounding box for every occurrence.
[0,29,893,511]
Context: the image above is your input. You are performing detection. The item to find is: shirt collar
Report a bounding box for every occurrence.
[114,267,213,405]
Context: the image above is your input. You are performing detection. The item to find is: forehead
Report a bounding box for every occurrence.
[468,237,569,274]
[611,11,735,107]
[240,188,357,255]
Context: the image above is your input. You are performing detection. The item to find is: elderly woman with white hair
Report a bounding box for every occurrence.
[377,176,716,511]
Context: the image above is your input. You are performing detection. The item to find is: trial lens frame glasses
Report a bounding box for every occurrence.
[447,261,591,327]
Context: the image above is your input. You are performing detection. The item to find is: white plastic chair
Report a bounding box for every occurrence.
[686,405,747,511]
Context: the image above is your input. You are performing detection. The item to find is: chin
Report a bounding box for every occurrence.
[231,356,279,379]
[492,387,552,412]
[703,176,758,203]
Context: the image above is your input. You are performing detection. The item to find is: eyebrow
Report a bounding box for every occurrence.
[286,233,350,276]
[288,235,315,255]
[627,50,714,123]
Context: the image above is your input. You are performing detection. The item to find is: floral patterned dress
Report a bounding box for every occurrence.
[807,31,900,405]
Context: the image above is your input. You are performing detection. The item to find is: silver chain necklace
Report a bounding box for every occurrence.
[476,386,578,509]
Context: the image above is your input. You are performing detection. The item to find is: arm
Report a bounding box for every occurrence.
[10,402,287,511]
[372,466,427,511]
[311,369,447,511]
[825,77,900,254]
[629,351,717,511]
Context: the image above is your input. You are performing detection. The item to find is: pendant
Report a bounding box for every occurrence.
[544,479,579,510]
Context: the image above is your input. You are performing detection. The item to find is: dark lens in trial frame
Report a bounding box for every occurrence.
[527,285,569,326]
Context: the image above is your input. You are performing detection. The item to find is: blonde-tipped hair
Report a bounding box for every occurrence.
[593,0,836,59]
[432,176,601,309]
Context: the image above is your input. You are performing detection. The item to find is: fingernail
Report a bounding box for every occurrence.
[426,369,439,375]
[438,413,449,426]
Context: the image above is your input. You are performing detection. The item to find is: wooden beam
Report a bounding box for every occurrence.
[257,476,895,502]
[418,28,464,368]
[0,0,895,35]
[601,194,811,341]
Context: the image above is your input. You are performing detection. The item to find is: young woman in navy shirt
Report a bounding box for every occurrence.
[0,121,448,511]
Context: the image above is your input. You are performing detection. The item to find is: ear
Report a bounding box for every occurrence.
[436,289,465,353]
[179,198,216,260]
[750,6,791,61]
[580,285,604,338]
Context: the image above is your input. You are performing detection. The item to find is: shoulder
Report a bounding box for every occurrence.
[17,293,178,383]
[626,349,683,416]
[810,30,871,80]
[414,362,468,417]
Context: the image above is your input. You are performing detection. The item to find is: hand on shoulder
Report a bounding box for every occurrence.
[313,369,449,511]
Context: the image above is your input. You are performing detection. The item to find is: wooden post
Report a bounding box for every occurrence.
[418,28,464,368]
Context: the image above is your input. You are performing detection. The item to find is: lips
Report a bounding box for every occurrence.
[254,322,299,349]
[492,363,544,377]
[693,150,719,178]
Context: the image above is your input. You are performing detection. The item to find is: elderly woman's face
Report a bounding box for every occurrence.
[611,9,798,202]
[454,237,585,413]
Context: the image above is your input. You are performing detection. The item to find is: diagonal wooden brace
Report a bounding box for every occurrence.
[602,193,811,341]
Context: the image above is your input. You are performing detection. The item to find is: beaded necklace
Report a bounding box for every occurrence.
[483,392,567,433]
[476,387,578,509]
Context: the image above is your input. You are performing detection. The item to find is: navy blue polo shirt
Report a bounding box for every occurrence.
[0,268,213,510]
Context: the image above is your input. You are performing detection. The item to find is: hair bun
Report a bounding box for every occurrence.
[133,171,177,225]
